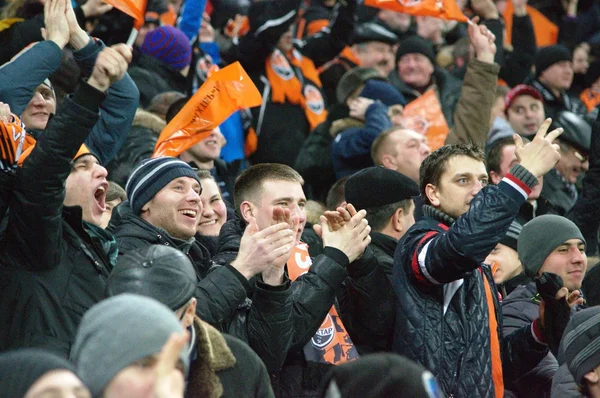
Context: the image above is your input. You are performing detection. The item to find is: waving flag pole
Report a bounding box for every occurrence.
[103,0,148,46]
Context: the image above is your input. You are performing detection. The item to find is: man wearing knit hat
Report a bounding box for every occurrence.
[71,294,189,397]
[129,25,192,107]
[552,307,600,397]
[111,157,298,361]
[105,245,276,398]
[0,43,132,356]
[529,44,586,119]
[502,214,586,397]
[504,84,547,138]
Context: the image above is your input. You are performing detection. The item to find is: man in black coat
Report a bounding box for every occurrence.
[392,119,567,397]
[0,42,132,356]
[214,163,393,397]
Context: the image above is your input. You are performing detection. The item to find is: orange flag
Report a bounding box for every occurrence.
[503,0,558,47]
[400,89,449,151]
[364,0,468,22]
[153,62,262,158]
[105,0,147,29]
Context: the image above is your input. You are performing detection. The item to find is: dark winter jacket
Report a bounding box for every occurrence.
[551,363,581,398]
[529,78,587,120]
[331,102,392,179]
[388,66,462,128]
[500,14,536,88]
[502,282,585,397]
[109,204,294,372]
[368,231,396,280]
[392,167,549,397]
[186,317,275,398]
[214,216,394,397]
[541,168,578,216]
[0,38,139,165]
[0,82,114,357]
[128,50,188,108]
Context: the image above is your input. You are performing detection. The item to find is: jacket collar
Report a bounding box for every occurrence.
[370,232,398,257]
[422,204,456,227]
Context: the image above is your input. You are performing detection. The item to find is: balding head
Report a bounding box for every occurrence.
[371,128,431,182]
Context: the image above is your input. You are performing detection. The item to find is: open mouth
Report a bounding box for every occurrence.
[179,209,198,219]
[198,219,217,227]
[94,184,107,212]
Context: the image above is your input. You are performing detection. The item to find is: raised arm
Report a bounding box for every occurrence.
[0,42,131,272]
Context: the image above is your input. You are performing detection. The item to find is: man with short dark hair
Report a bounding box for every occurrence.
[392,119,565,397]
[216,162,393,396]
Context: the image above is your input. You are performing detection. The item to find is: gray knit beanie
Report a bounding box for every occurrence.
[71,294,189,397]
[125,157,201,215]
[518,215,585,278]
[558,307,600,385]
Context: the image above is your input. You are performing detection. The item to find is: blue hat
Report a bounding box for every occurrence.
[141,26,192,71]
[126,157,201,215]
[359,79,406,106]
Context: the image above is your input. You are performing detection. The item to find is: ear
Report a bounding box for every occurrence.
[584,370,600,385]
[239,201,255,224]
[182,298,197,329]
[392,207,404,233]
[381,154,396,170]
[425,183,440,207]
[489,171,502,185]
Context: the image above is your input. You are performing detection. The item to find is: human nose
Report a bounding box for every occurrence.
[582,159,589,172]
[94,164,108,179]
[571,247,586,264]
[30,92,46,106]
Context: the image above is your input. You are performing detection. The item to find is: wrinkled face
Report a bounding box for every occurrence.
[386,129,430,182]
[246,179,307,245]
[485,243,522,284]
[277,25,294,53]
[426,155,488,219]
[141,177,202,240]
[490,144,543,200]
[21,84,56,131]
[556,143,589,184]
[506,95,545,136]
[64,155,109,227]
[398,53,434,89]
[24,370,90,398]
[103,356,185,398]
[539,61,574,91]
[354,41,395,77]
[185,130,221,163]
[539,239,587,291]
[100,198,123,229]
[197,178,227,237]
[572,47,589,74]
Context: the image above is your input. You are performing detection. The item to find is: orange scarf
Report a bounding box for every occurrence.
[580,88,600,113]
[265,49,327,131]
[287,243,359,365]
[481,268,504,398]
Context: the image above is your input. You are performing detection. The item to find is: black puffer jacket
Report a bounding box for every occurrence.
[0,83,113,357]
[215,217,394,397]
[388,66,462,128]
[392,168,549,398]
[109,204,295,371]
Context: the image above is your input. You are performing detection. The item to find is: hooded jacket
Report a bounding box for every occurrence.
[0,82,115,357]
[392,166,549,397]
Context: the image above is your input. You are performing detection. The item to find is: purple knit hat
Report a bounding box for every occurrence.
[141,26,192,71]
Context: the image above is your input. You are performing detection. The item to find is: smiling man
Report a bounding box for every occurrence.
[502,215,587,397]
[392,119,566,397]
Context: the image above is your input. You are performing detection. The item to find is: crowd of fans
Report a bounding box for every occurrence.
[1,0,600,396]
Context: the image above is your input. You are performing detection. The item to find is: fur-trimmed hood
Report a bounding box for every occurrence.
[133,108,165,135]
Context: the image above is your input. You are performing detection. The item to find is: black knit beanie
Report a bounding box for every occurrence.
[395,35,435,66]
[0,348,77,398]
[535,45,572,77]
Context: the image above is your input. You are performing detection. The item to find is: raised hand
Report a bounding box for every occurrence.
[65,0,91,50]
[467,17,496,63]
[349,98,375,121]
[321,209,371,263]
[512,0,528,16]
[87,44,132,92]
[515,118,563,178]
[43,0,70,49]
[231,219,295,280]
[0,102,12,123]
[81,0,113,19]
